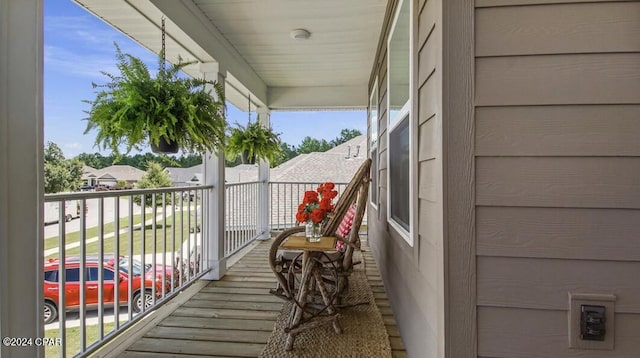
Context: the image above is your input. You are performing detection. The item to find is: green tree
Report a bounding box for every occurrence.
[75,152,112,169]
[133,161,173,207]
[44,142,83,193]
[76,152,203,171]
[176,154,202,168]
[225,155,242,167]
[272,142,298,167]
[331,128,362,146]
[297,137,332,154]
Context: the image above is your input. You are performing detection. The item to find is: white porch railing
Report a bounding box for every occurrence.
[42,180,357,357]
[43,186,210,357]
[224,181,262,257]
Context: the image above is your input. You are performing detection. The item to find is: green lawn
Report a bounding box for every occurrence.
[44,215,144,251]
[45,322,119,357]
[47,209,200,259]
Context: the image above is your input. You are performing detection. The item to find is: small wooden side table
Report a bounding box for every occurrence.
[280,236,342,351]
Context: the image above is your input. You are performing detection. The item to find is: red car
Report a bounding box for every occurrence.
[43,256,175,324]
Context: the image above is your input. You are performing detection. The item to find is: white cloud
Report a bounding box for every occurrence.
[64,142,83,150]
[45,44,120,80]
[45,11,158,81]
[44,44,157,81]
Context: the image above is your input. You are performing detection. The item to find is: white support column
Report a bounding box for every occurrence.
[0,0,44,357]
[256,108,271,240]
[200,62,227,280]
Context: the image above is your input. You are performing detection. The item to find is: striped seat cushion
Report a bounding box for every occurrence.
[335,204,356,252]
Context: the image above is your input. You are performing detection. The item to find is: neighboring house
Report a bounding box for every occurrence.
[165,164,260,186]
[165,165,203,187]
[166,138,367,230]
[81,165,97,186]
[268,135,367,228]
[92,165,145,187]
[270,135,366,183]
[225,164,259,184]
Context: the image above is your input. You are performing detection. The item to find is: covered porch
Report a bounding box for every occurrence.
[1,0,402,357]
[97,238,405,357]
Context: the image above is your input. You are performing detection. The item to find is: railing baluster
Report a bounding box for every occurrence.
[152,193,157,308]
[239,186,243,248]
[114,196,120,331]
[57,200,66,358]
[229,185,233,255]
[255,183,259,237]
[179,192,184,287]
[79,198,87,353]
[98,197,104,340]
[141,194,147,313]
[193,189,199,274]
[128,197,134,322]
[187,190,191,282]
[202,188,207,272]
[276,184,280,231]
[231,185,234,255]
[162,192,167,297]
[171,193,176,291]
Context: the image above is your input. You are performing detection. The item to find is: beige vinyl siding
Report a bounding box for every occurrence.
[368,0,444,356]
[476,1,640,357]
[476,0,636,9]
[477,157,640,208]
[476,54,640,106]
[477,207,640,261]
[476,106,640,157]
[478,308,640,358]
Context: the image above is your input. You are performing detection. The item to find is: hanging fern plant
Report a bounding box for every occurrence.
[226,120,282,164]
[83,43,227,157]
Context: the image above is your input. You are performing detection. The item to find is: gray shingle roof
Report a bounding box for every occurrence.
[165,165,203,185]
[271,135,367,183]
[93,165,145,182]
[162,136,368,230]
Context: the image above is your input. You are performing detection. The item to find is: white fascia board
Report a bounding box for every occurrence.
[150,0,267,106]
[268,86,368,110]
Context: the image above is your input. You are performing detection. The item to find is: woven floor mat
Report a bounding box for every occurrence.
[259,251,392,358]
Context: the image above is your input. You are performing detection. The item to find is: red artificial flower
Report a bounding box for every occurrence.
[303,191,319,204]
[319,197,333,211]
[310,208,326,224]
[295,182,339,225]
[296,211,309,223]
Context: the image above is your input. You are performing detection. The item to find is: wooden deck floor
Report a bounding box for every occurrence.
[117,238,407,357]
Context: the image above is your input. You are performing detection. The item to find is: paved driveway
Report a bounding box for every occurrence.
[44,197,142,239]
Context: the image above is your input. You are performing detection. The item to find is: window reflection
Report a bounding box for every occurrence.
[388,0,410,127]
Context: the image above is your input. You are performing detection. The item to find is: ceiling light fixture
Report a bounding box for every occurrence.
[290,29,311,41]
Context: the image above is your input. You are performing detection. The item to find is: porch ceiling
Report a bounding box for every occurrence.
[73,0,387,111]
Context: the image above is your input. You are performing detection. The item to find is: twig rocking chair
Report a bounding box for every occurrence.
[267,158,371,350]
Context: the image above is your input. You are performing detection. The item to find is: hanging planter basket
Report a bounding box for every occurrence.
[241,151,257,165]
[83,17,227,158]
[151,137,179,154]
[225,94,282,165]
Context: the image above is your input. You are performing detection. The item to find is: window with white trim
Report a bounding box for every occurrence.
[387,0,413,245]
[369,79,378,207]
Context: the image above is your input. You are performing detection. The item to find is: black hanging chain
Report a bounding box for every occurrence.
[248,94,251,122]
[161,16,166,71]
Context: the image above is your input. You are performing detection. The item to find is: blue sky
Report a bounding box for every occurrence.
[44,0,366,158]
